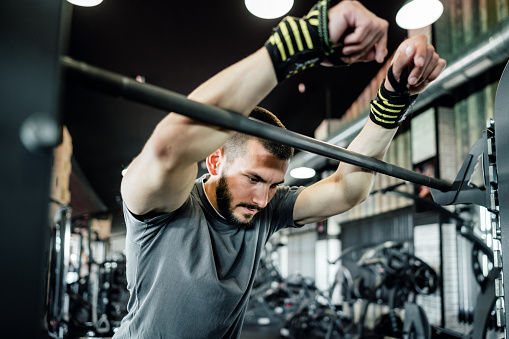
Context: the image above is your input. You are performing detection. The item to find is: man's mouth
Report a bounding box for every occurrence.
[242,207,257,214]
[238,204,261,214]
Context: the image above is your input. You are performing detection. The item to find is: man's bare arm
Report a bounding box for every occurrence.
[294,35,447,225]
[121,49,277,216]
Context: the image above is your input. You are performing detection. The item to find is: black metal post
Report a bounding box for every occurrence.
[494,61,509,334]
[0,1,67,338]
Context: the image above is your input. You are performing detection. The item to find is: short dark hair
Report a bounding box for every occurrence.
[222,106,294,161]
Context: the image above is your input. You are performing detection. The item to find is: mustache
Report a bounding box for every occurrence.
[237,203,263,212]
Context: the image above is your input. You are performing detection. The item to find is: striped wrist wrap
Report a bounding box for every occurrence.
[264,0,346,82]
[369,66,418,129]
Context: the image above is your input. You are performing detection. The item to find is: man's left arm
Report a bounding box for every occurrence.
[294,35,447,225]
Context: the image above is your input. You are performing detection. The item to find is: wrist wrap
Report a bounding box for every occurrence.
[264,0,346,82]
[369,66,417,129]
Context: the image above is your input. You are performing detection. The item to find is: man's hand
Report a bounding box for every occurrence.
[328,0,389,64]
[385,34,447,95]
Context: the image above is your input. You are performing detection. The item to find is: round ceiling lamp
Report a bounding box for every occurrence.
[396,0,444,29]
[67,0,104,7]
[290,167,316,179]
[245,0,294,19]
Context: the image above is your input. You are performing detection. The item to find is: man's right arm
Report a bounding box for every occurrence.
[121,0,389,217]
[121,49,278,216]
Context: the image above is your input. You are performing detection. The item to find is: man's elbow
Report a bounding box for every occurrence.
[352,192,369,208]
[148,125,188,171]
[343,192,368,211]
[341,177,374,210]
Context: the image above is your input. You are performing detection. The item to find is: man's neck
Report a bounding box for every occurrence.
[203,178,224,219]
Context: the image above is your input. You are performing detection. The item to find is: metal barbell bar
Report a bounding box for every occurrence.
[61,56,453,192]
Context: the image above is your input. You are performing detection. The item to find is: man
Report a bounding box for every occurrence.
[116,0,446,337]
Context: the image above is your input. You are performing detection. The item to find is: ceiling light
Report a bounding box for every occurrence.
[245,0,294,19]
[290,167,316,179]
[396,0,443,29]
[67,0,104,7]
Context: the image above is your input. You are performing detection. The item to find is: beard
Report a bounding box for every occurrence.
[215,175,262,230]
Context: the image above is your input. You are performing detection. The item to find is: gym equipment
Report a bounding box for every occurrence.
[376,185,502,338]
[46,204,73,338]
[356,242,438,338]
[245,243,289,326]
[426,60,509,334]
[61,56,452,192]
[493,61,509,331]
[322,241,438,338]
[244,242,349,337]
[279,274,348,339]
[45,211,129,339]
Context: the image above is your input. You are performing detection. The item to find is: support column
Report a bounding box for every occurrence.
[0,1,67,338]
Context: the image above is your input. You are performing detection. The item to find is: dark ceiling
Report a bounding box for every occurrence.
[62,0,407,218]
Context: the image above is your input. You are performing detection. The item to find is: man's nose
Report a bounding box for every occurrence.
[252,185,270,208]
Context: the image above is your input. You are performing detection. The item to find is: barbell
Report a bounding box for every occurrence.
[61,55,453,192]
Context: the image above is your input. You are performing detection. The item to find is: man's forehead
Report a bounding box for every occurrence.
[241,139,287,161]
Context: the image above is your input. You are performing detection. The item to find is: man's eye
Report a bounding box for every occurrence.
[249,177,258,183]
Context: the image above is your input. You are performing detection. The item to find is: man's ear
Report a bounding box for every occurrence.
[206,148,224,176]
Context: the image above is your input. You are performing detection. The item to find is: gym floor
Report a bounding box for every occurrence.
[240,324,281,339]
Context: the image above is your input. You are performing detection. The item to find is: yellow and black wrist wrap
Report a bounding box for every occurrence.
[264,0,345,82]
[369,66,417,129]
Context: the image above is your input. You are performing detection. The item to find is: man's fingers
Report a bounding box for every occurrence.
[342,29,386,62]
[408,58,447,94]
[391,44,416,82]
[408,44,435,85]
[341,22,368,45]
[414,52,439,87]
[340,48,377,64]
[341,19,388,63]
[342,31,376,55]
[417,58,446,86]
[391,35,435,84]
[409,59,446,94]
[386,34,446,95]
[375,30,388,63]
[328,1,388,64]
[429,58,447,81]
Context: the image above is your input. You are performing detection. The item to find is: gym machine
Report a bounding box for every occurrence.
[45,207,129,338]
[376,186,502,338]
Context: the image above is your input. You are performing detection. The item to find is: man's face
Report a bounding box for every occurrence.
[215,139,289,230]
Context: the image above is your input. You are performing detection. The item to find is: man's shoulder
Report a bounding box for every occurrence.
[269,184,305,208]
[275,184,305,196]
